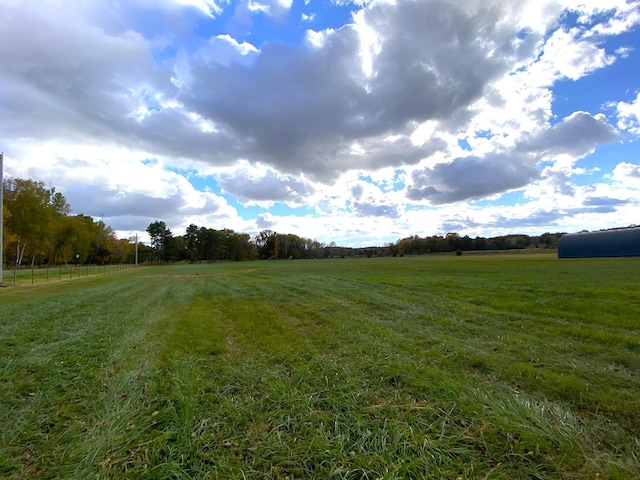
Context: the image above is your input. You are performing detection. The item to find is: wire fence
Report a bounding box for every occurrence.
[1,264,138,287]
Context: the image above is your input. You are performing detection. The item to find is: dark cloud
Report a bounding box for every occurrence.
[0,0,631,226]
[1,0,526,184]
[63,184,230,231]
[487,210,565,229]
[583,196,628,206]
[582,206,617,214]
[407,153,539,204]
[0,1,199,168]
[352,202,401,218]
[350,184,364,199]
[360,1,535,126]
[217,169,315,203]
[518,111,619,157]
[541,169,575,196]
[178,0,529,179]
[256,213,277,229]
[65,185,186,218]
[407,185,440,200]
[485,204,618,231]
[441,218,482,233]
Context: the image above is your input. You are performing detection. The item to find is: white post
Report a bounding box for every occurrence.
[0,152,3,286]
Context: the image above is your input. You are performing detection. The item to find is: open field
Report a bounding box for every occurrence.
[1,254,639,479]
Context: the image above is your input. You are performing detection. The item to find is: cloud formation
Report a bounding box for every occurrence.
[217,164,315,204]
[519,112,619,157]
[1,0,639,244]
[407,153,540,204]
[616,93,640,135]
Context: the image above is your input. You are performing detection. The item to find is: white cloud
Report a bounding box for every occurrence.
[581,2,640,36]
[304,28,334,48]
[246,0,292,16]
[172,0,229,17]
[247,0,271,14]
[615,46,634,58]
[198,34,259,66]
[609,162,640,188]
[518,111,619,157]
[3,140,240,234]
[616,93,640,135]
[529,27,615,83]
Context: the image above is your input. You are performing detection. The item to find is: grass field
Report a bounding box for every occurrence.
[1,254,639,479]
[1,264,135,286]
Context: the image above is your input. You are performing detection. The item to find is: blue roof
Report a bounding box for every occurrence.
[558,228,640,258]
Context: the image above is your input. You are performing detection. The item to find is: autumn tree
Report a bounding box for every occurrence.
[3,179,59,265]
[2,177,146,267]
[255,229,277,259]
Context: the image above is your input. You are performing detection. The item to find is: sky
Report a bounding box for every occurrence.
[1,0,639,247]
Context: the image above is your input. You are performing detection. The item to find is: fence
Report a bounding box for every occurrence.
[0,263,137,287]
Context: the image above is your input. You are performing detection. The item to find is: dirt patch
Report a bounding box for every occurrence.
[141,274,216,278]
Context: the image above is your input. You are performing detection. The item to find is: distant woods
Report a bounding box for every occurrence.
[149,227,566,263]
[144,224,330,262]
[395,232,564,255]
[3,177,566,267]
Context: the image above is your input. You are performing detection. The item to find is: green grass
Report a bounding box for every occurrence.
[1,264,135,286]
[1,254,639,478]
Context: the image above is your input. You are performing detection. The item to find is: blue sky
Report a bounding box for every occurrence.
[1,0,640,246]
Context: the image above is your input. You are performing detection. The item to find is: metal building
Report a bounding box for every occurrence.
[558,227,640,258]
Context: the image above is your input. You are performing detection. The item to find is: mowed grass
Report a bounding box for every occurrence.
[1,264,135,286]
[0,254,639,479]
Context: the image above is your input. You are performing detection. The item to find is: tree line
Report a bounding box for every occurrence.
[3,177,568,268]
[145,221,255,263]
[145,224,566,263]
[394,232,564,256]
[2,179,134,266]
[145,225,383,262]
[144,224,342,262]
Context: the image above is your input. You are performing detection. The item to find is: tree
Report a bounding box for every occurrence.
[1,197,15,268]
[255,229,277,259]
[50,215,86,264]
[1,178,133,267]
[446,232,461,251]
[88,220,117,263]
[146,221,173,263]
[185,224,200,263]
[4,179,57,265]
[198,227,220,261]
[50,189,71,216]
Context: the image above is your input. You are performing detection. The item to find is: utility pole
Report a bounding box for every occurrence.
[135,234,138,267]
[0,152,4,286]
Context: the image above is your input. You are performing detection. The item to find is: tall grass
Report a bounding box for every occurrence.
[1,254,638,478]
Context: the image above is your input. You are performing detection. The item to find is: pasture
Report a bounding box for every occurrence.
[0,254,639,479]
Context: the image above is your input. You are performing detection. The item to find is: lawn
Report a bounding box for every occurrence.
[0,254,639,479]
